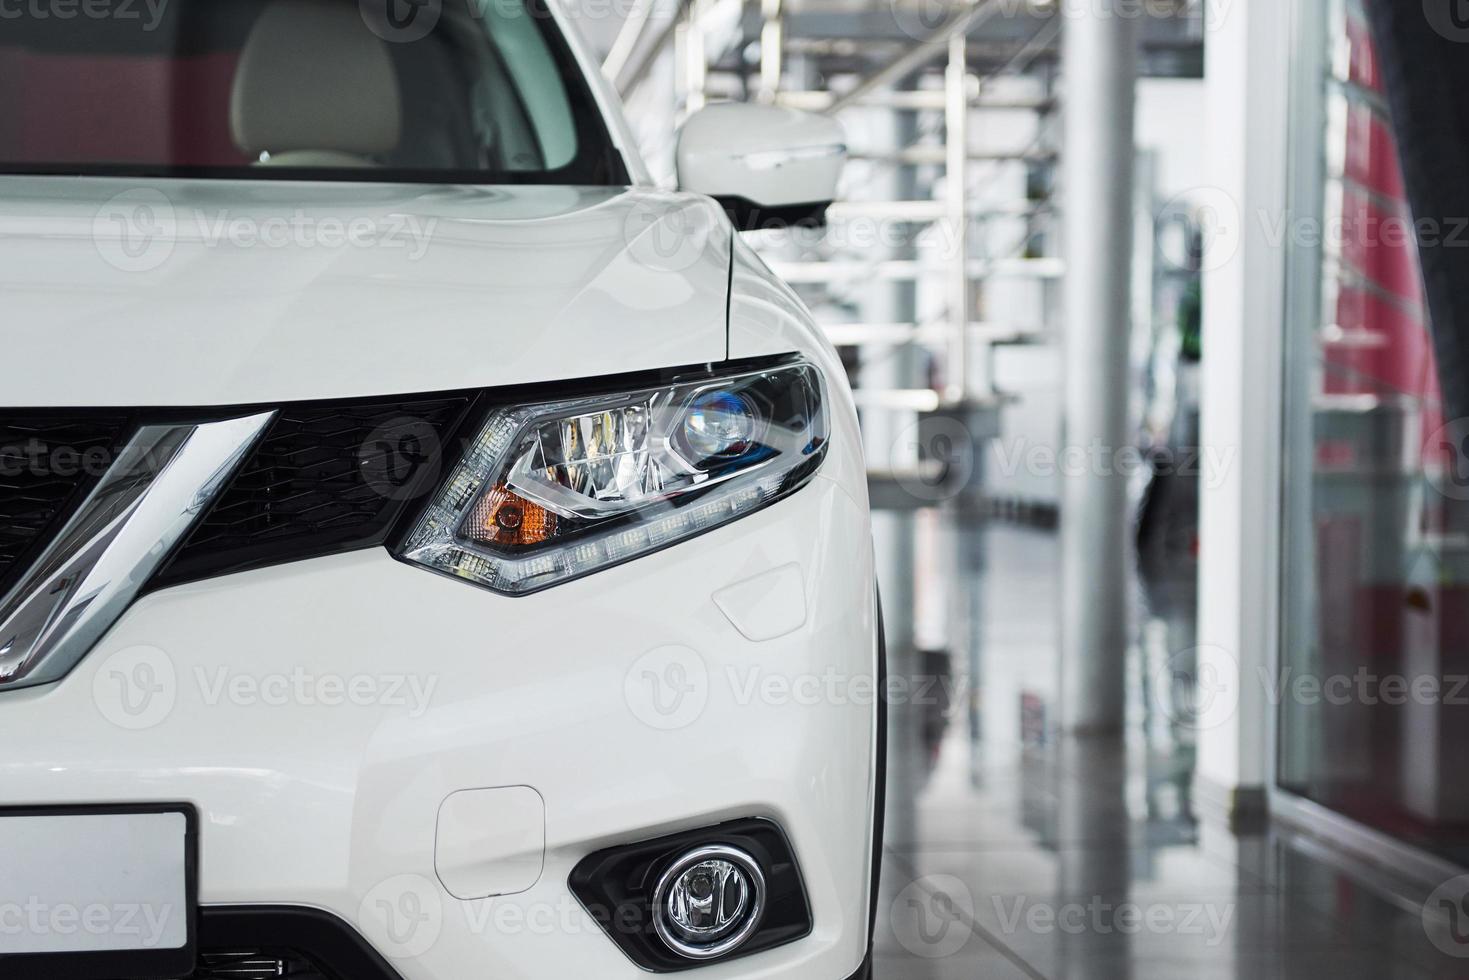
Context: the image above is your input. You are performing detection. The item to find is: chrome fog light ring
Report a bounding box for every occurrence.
[652,845,767,960]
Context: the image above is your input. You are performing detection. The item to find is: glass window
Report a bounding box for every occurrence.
[0,0,628,184]
[1279,0,1469,864]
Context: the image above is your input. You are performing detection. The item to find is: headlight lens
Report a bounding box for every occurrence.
[397,360,828,594]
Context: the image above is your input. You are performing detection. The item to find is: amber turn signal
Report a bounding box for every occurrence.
[462,484,557,549]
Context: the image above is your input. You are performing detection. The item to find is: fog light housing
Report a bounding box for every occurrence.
[654,846,766,960]
[568,818,811,971]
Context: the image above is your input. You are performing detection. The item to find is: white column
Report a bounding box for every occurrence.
[1058,2,1139,734]
[1194,0,1293,817]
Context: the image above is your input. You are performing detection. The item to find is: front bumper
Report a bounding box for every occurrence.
[1,474,877,980]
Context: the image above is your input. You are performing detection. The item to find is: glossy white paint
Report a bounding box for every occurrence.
[0,180,730,407]
[678,104,847,208]
[2,8,875,975]
[435,787,547,900]
[713,563,809,642]
[0,475,876,979]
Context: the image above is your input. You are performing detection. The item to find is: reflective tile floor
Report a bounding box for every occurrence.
[871,521,1469,979]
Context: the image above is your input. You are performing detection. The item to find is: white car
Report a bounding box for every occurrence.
[0,2,882,980]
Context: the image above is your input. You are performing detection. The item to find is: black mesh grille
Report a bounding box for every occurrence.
[196,908,404,980]
[194,949,328,979]
[0,415,130,595]
[151,395,473,590]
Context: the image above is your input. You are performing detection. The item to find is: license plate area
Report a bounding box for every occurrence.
[0,805,198,980]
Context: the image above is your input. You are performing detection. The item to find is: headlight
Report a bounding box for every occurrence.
[396,360,828,594]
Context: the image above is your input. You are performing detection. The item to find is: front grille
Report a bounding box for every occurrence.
[0,415,130,595]
[194,949,328,979]
[194,908,404,980]
[149,395,473,590]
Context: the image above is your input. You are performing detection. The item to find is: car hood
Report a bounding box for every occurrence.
[0,179,733,407]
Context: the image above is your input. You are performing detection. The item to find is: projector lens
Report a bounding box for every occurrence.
[680,390,761,465]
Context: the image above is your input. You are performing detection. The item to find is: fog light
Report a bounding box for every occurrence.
[653,845,766,960]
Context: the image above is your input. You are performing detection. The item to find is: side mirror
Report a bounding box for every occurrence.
[676,103,846,231]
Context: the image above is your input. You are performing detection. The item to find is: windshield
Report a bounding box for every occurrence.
[0,0,629,184]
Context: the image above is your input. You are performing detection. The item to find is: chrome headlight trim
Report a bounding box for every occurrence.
[395,359,828,595]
